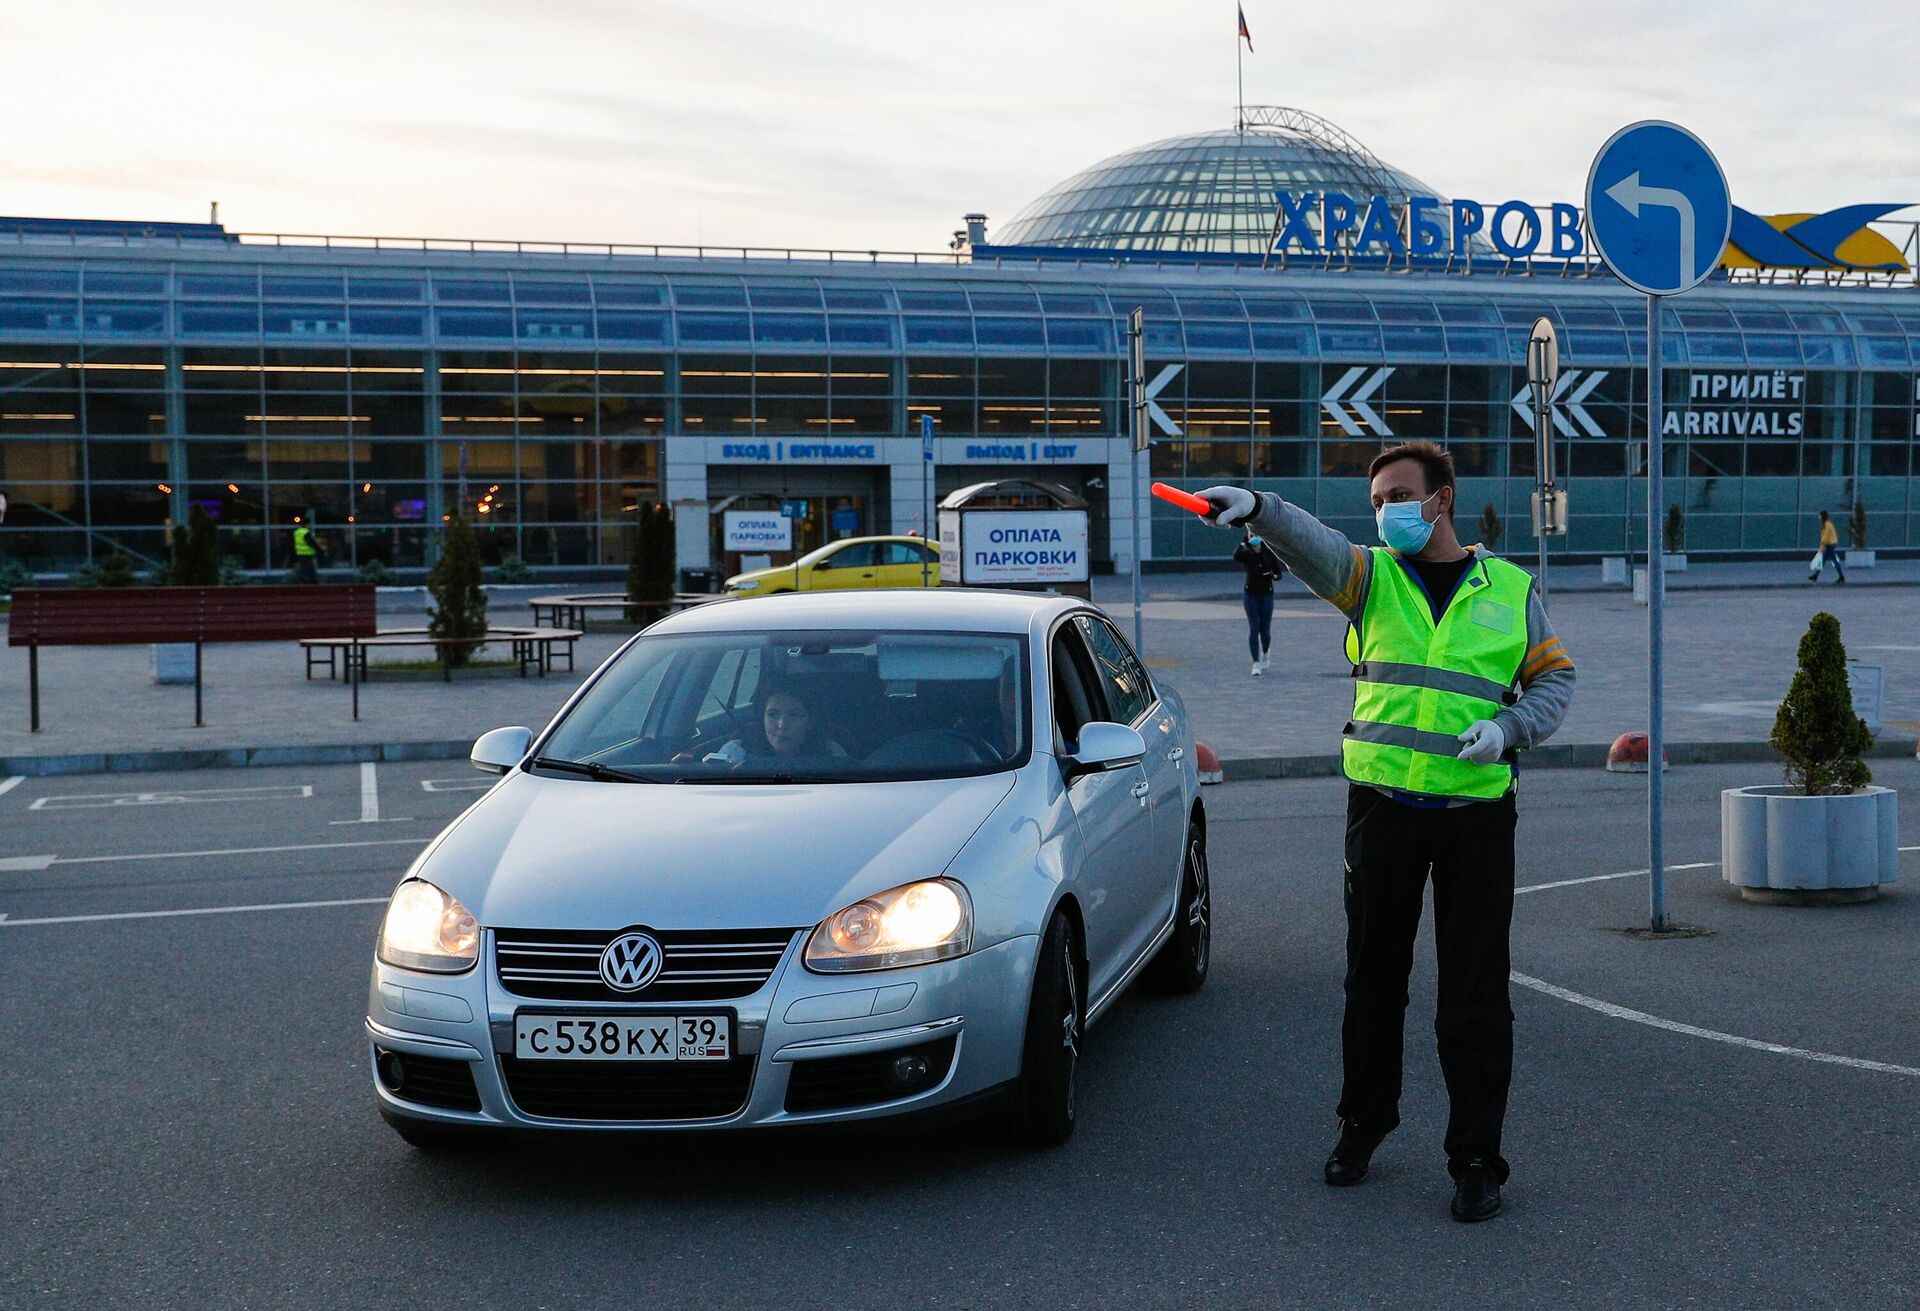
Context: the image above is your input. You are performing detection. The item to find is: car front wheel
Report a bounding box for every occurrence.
[1006,910,1082,1147]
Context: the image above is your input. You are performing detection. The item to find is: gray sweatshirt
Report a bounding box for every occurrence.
[1246,492,1575,754]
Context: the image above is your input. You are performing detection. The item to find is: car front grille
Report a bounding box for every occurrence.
[493,926,800,1003]
[498,1054,757,1121]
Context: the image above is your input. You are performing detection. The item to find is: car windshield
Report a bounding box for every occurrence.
[535,628,1030,784]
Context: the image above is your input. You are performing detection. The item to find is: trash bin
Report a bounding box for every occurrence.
[679,567,718,594]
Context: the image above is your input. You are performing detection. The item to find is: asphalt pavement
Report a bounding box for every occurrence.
[3,758,1917,1310]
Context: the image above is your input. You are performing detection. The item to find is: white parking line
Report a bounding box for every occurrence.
[0,896,389,928]
[1511,972,1920,1077]
[421,777,491,793]
[330,761,413,825]
[1516,847,1920,1079]
[0,775,24,799]
[13,837,427,867]
[28,784,312,811]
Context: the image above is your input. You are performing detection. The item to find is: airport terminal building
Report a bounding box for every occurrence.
[1,107,1916,580]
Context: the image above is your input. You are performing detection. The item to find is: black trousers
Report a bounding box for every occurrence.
[1337,783,1516,1180]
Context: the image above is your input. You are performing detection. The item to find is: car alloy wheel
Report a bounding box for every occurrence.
[1143,819,1210,994]
[1008,910,1082,1147]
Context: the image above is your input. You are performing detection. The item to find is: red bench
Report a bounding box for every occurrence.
[6,585,377,731]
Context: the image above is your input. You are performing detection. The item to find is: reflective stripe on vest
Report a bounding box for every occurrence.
[293,527,316,557]
[1341,547,1532,800]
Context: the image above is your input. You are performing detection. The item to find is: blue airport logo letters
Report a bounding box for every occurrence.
[1274,191,1584,259]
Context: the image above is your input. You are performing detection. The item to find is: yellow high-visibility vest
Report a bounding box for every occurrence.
[1340,547,1532,800]
[293,526,317,557]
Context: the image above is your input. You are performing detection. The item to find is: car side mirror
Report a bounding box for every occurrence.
[471,725,533,774]
[1062,721,1146,782]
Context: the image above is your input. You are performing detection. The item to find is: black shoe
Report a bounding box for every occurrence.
[1450,1158,1502,1222]
[1324,1121,1385,1187]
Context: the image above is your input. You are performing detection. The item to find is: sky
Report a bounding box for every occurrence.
[4,1,1917,252]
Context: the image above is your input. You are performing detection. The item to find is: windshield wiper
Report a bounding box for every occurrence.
[678,771,817,785]
[529,756,658,784]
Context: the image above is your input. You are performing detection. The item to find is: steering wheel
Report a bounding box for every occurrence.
[865,728,993,768]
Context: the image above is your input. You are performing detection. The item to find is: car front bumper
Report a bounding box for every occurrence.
[367,931,1040,1131]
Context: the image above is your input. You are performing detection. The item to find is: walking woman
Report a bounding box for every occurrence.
[1234,524,1286,675]
[1810,509,1847,584]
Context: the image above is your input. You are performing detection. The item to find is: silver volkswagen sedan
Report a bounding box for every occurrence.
[367,589,1209,1147]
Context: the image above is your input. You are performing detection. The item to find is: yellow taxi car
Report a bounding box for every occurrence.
[724,534,940,595]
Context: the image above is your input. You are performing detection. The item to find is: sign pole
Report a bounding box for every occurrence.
[1585,118,1728,934]
[1128,308,1146,655]
[920,413,934,588]
[1646,294,1667,931]
[1526,317,1560,605]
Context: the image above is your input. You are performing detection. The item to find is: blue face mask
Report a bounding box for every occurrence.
[1376,490,1440,554]
[1245,535,1262,548]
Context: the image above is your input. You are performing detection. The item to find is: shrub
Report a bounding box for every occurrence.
[167,504,222,587]
[0,557,33,596]
[1476,503,1502,552]
[356,558,393,586]
[626,502,676,617]
[218,554,248,587]
[1770,611,1872,796]
[1664,504,1686,553]
[493,554,535,585]
[1849,499,1868,549]
[427,515,489,668]
[73,552,140,588]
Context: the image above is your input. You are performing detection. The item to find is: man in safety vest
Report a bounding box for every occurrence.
[291,515,320,584]
[1197,440,1573,1223]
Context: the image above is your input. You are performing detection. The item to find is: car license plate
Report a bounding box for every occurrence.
[513,1014,732,1062]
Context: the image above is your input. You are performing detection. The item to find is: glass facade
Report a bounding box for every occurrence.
[0,247,1916,574]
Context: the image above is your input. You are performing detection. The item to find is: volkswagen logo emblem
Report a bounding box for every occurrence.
[599,931,664,992]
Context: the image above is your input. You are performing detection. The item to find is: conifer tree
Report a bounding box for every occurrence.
[1770,611,1872,796]
[428,515,489,668]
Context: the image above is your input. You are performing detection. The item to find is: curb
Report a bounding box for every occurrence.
[0,739,474,778]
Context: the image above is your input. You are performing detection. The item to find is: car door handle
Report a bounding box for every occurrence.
[1166,746,1184,761]
[1130,780,1150,800]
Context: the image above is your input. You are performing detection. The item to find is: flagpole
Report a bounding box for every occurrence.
[1236,8,1244,131]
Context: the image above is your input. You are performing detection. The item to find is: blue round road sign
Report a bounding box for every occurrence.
[1585,121,1731,297]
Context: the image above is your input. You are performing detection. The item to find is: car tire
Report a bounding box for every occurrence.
[1006,910,1082,1148]
[1142,818,1210,995]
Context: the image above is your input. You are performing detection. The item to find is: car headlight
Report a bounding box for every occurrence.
[730,580,759,593]
[378,879,480,973]
[804,879,972,973]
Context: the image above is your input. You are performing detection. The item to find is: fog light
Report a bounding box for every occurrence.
[885,1052,931,1092]
[375,1048,406,1092]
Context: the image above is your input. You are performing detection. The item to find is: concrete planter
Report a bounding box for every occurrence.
[1844,549,1876,568]
[1662,553,1688,573]
[1721,784,1900,904]
[150,642,197,684]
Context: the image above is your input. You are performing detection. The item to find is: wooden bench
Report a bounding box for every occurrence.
[527,592,715,629]
[299,626,582,682]
[6,585,377,731]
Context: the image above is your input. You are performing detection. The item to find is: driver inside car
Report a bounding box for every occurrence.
[704,683,848,767]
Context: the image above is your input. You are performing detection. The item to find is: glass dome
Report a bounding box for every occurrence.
[994,107,1448,255]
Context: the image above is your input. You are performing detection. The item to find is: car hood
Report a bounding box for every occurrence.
[419,770,1018,931]
[725,563,796,589]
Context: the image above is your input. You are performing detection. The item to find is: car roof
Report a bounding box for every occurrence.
[650,588,1086,636]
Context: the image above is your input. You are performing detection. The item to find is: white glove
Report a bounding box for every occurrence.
[1456,720,1506,765]
[1195,485,1258,528]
